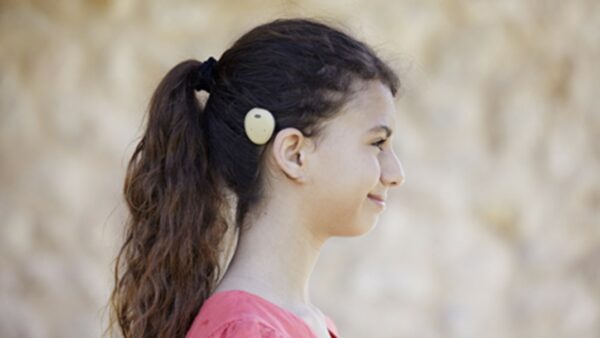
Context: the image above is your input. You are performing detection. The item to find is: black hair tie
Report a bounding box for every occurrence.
[193,56,218,92]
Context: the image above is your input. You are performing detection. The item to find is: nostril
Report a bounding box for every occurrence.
[391,176,404,187]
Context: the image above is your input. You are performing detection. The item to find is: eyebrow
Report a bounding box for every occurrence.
[367,125,393,138]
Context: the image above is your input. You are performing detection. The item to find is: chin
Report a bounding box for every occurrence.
[339,217,380,237]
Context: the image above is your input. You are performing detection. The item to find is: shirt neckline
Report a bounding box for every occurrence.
[209,289,337,338]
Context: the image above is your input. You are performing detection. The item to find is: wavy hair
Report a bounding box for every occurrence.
[107,17,400,338]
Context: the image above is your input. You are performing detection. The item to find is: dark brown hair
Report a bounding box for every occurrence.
[108,17,400,338]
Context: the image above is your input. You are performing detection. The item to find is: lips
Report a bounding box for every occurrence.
[368,194,386,202]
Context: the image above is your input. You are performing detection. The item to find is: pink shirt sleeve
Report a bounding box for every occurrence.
[204,318,284,338]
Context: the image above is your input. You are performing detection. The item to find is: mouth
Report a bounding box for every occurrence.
[368,194,386,209]
[367,194,385,202]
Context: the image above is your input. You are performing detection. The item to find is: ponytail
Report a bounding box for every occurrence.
[108,59,230,338]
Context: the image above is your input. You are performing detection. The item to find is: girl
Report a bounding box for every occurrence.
[109,17,405,338]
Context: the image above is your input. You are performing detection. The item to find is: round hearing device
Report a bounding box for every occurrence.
[244,107,275,145]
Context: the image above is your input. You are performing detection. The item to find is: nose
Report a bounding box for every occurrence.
[381,151,405,188]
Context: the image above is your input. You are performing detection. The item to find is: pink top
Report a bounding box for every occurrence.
[185,290,339,338]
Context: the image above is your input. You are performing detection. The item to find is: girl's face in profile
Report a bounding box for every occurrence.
[305,80,405,237]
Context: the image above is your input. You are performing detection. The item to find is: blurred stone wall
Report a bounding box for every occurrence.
[1,0,599,337]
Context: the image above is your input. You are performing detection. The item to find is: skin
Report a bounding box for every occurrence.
[213,79,405,337]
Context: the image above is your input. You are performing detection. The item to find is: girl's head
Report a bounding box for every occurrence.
[109,17,404,338]
[205,18,404,236]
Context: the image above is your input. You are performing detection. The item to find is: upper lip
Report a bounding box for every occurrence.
[368,194,386,202]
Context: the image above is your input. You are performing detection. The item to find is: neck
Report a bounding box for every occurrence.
[216,198,326,310]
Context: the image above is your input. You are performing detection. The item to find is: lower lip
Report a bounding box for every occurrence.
[368,196,386,209]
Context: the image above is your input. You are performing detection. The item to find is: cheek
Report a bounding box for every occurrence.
[364,151,381,181]
[357,149,381,190]
[303,148,383,235]
[319,148,380,200]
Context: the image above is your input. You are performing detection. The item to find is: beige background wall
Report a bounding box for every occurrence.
[1,0,599,337]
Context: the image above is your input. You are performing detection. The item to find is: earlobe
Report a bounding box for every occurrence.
[271,128,306,182]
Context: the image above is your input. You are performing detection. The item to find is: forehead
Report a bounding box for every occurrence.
[334,80,397,132]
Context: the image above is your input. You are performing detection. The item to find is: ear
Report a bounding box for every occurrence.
[270,127,311,182]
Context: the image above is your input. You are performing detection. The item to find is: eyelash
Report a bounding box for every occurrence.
[372,138,386,151]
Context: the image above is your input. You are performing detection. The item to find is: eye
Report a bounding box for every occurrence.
[371,138,386,151]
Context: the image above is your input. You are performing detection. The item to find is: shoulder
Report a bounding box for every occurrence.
[189,317,286,338]
[185,291,295,338]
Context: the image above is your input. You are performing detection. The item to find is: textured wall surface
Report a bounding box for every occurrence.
[1,1,599,337]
